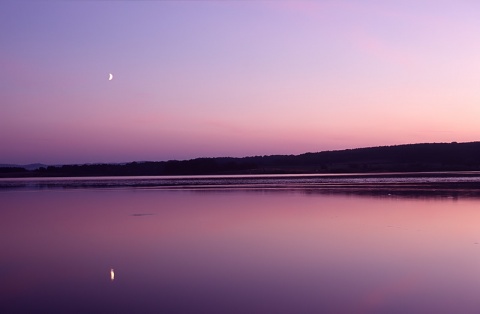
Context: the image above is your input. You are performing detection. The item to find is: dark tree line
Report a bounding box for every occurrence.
[2,141,480,178]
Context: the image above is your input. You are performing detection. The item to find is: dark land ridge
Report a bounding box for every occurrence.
[2,141,480,178]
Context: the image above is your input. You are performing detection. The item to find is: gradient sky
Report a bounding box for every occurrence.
[1,1,480,164]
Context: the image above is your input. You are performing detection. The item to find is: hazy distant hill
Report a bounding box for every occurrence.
[0,163,47,170]
[1,142,480,178]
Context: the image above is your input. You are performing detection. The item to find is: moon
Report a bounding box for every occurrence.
[108,73,113,81]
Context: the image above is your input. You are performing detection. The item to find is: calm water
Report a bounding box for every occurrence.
[2,176,480,313]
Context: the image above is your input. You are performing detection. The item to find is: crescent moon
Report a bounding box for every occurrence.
[108,73,113,81]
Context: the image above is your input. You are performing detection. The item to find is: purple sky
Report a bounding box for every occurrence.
[1,1,480,165]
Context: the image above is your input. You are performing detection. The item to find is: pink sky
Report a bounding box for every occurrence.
[1,1,480,164]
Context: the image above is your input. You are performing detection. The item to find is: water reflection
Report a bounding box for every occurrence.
[2,173,480,197]
[1,188,480,313]
[184,186,480,199]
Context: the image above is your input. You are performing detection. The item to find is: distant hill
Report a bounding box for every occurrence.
[0,163,48,170]
[1,142,480,178]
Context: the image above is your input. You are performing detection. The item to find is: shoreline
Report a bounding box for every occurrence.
[1,172,480,197]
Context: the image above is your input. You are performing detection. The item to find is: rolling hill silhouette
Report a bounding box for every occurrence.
[1,142,480,177]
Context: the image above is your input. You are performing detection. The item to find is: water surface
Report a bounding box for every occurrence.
[2,180,480,313]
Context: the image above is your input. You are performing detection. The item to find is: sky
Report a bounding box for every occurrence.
[1,0,480,165]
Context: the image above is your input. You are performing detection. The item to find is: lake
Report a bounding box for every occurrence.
[2,174,480,313]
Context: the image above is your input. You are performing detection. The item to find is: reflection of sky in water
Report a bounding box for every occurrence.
[1,188,480,313]
[2,172,480,190]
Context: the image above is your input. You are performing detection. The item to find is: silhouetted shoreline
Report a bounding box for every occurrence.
[2,172,480,199]
[2,141,480,178]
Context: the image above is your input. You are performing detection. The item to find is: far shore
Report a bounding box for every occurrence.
[2,172,480,198]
